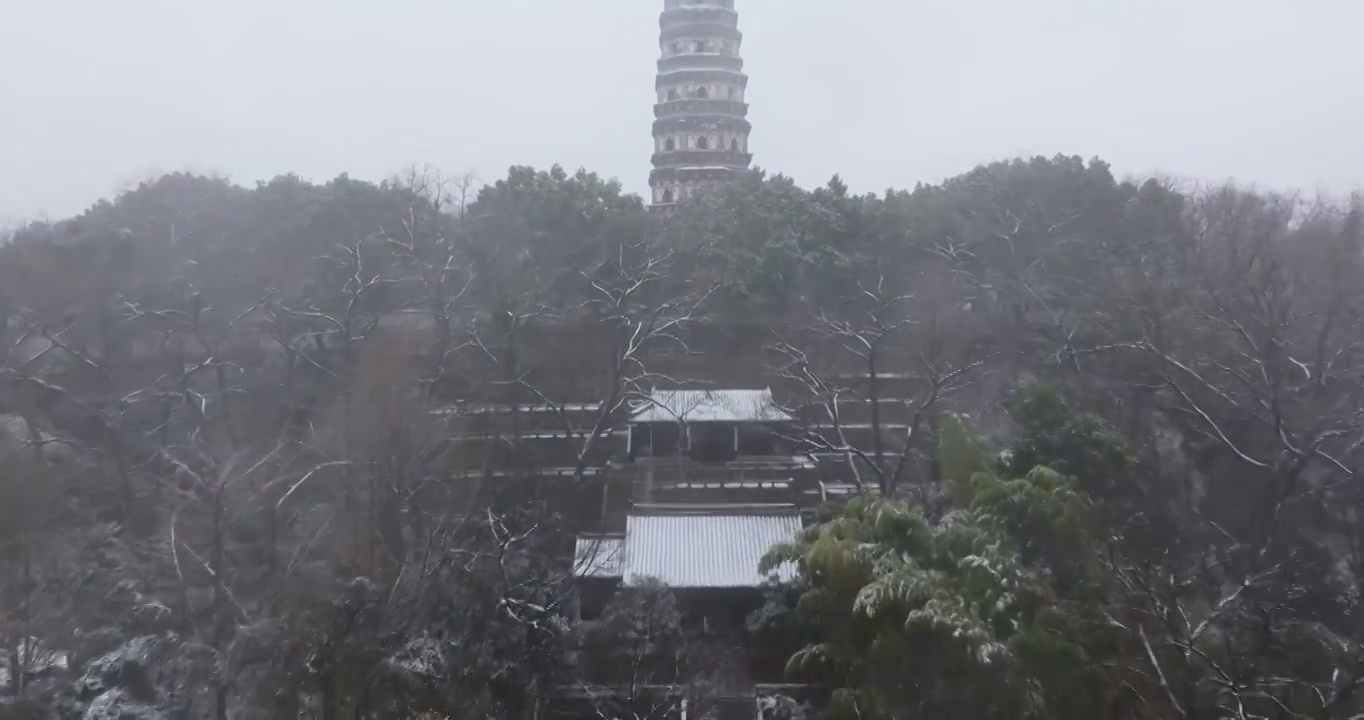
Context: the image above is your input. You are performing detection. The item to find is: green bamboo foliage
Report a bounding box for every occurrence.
[762,409,1117,720]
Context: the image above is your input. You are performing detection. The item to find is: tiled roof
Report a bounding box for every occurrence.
[573,506,802,587]
[621,504,801,588]
[432,402,603,415]
[631,389,793,423]
[574,535,624,579]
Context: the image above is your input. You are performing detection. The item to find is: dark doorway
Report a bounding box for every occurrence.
[690,423,737,463]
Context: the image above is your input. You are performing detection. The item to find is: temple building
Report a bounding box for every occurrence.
[650,0,754,209]
[435,5,884,715]
[561,389,823,720]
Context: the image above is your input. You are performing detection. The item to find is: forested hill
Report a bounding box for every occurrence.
[1,157,1362,719]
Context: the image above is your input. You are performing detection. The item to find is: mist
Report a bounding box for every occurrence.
[3,0,1362,221]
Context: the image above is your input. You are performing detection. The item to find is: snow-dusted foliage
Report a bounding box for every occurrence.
[759,409,1115,719]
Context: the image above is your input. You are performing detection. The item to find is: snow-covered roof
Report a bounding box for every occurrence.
[631,388,792,424]
[577,504,800,588]
[432,402,603,415]
[625,505,800,588]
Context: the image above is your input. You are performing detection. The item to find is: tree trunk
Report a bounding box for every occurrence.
[866,351,884,475]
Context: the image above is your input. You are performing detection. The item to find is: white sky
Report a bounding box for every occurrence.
[2,0,1362,222]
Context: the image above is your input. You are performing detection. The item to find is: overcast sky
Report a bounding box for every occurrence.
[2,0,1362,222]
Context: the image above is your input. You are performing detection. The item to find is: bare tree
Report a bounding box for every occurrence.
[1080,188,1364,719]
[572,580,732,720]
[773,268,986,496]
[383,164,478,363]
[458,230,717,484]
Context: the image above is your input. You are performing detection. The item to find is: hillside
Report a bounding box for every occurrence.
[0,158,1361,719]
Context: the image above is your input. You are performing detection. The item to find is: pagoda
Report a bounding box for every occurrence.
[649,0,754,209]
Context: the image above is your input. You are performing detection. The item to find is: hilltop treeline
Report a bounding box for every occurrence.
[0,157,1361,719]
